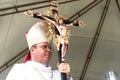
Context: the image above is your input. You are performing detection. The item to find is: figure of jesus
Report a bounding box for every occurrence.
[38,14,72,59]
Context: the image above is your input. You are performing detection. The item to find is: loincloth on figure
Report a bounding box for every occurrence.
[55,35,69,50]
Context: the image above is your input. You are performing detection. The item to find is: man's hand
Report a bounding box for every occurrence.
[57,62,70,79]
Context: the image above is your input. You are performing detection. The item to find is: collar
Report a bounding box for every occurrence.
[25,61,52,72]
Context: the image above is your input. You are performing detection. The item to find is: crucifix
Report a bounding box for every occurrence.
[24,1,86,80]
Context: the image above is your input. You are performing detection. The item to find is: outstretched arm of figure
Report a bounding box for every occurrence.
[65,22,74,27]
[63,20,78,27]
[65,20,80,27]
[33,12,44,20]
[24,10,56,22]
[37,13,56,26]
[34,12,52,20]
[74,20,86,28]
[63,19,86,28]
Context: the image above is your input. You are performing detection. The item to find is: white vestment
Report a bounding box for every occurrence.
[6,61,73,80]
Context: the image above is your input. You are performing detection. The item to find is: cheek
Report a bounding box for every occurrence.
[35,49,44,57]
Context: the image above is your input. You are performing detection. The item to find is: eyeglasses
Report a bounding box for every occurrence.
[35,45,51,50]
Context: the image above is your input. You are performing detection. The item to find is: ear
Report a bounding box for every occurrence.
[30,47,35,54]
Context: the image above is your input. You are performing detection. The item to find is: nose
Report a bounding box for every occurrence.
[46,48,52,55]
[46,46,51,52]
[47,47,51,51]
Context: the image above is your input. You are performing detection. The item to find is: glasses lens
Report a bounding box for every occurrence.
[36,45,51,50]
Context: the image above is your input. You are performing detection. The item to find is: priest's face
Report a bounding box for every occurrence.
[30,42,52,64]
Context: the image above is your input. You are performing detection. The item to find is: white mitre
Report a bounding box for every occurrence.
[26,22,49,49]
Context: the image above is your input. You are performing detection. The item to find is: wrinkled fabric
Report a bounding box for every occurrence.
[6,61,73,80]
